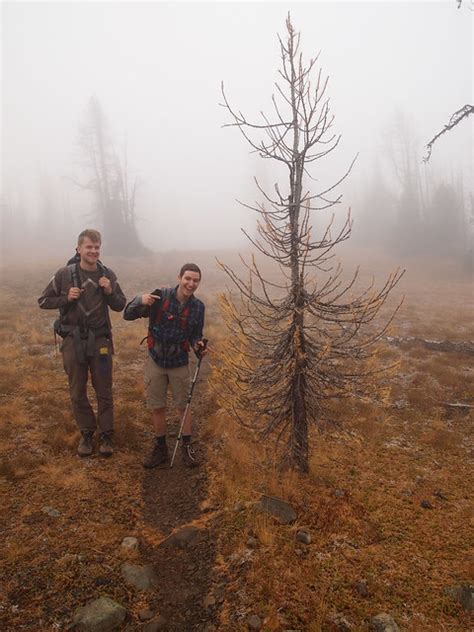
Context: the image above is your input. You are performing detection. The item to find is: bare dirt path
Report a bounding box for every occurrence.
[137,371,222,632]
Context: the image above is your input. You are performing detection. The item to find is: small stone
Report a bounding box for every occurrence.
[420,499,433,509]
[121,536,139,551]
[354,580,369,598]
[333,489,346,498]
[328,614,352,631]
[296,530,311,545]
[144,616,167,632]
[433,489,448,500]
[444,584,474,612]
[138,609,154,621]
[295,548,303,556]
[248,614,262,630]
[42,506,61,518]
[121,563,157,591]
[247,536,258,548]
[160,526,201,549]
[255,495,296,524]
[370,613,400,632]
[203,595,216,608]
[73,596,127,631]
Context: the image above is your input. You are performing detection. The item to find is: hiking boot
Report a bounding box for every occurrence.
[99,433,114,457]
[181,442,199,468]
[143,441,169,469]
[77,431,94,457]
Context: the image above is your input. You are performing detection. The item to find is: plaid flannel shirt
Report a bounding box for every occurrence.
[124,286,205,368]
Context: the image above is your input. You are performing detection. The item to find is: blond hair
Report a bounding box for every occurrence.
[77,229,101,246]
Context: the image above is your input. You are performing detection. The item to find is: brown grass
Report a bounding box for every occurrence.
[0,254,472,631]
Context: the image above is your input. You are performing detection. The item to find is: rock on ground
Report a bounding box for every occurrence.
[159,525,202,549]
[444,584,474,612]
[255,494,296,524]
[121,562,157,590]
[248,613,263,629]
[73,596,127,631]
[370,613,400,632]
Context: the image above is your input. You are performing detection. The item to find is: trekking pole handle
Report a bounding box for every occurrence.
[196,338,208,360]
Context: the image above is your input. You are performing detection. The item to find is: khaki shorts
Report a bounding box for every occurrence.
[144,356,190,409]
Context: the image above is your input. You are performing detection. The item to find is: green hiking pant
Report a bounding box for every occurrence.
[61,334,114,434]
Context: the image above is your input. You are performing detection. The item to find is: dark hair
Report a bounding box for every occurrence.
[179,263,201,280]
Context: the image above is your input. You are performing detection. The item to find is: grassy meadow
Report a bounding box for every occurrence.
[0,248,472,631]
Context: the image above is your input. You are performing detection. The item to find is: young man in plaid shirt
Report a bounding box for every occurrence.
[124,263,207,468]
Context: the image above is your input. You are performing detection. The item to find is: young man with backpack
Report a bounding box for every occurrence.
[123,263,207,468]
[38,229,126,457]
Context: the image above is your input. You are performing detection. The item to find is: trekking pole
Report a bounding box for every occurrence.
[170,338,208,469]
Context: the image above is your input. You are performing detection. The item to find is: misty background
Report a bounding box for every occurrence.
[1,1,472,266]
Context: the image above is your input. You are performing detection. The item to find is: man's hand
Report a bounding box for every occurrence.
[141,293,161,306]
[194,339,209,358]
[67,287,83,302]
[99,276,113,295]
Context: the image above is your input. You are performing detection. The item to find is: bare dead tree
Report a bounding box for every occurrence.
[217,16,404,472]
[70,96,146,255]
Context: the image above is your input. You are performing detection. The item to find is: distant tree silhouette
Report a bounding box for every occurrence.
[71,97,147,256]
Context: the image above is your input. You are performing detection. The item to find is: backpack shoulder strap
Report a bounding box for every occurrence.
[67,263,81,289]
[149,287,172,327]
[97,260,110,279]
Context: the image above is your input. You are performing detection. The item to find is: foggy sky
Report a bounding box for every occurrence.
[2,1,472,252]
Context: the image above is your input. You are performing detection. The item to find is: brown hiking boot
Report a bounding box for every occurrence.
[77,432,94,457]
[99,433,114,457]
[181,442,199,468]
[143,441,169,469]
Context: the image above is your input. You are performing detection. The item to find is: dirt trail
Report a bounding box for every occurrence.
[138,373,221,631]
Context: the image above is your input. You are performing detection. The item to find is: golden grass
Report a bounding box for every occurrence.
[0,365,22,395]
[0,255,472,631]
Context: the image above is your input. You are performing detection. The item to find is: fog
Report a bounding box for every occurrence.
[1,1,472,259]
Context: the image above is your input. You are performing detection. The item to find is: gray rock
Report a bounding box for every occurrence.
[248,614,262,630]
[42,506,61,518]
[160,526,201,549]
[444,584,474,612]
[354,580,369,598]
[328,614,352,631]
[296,530,311,545]
[370,613,400,632]
[73,596,127,631]
[420,499,433,509]
[255,495,296,524]
[138,609,154,621]
[121,562,157,590]
[203,594,216,608]
[121,536,139,551]
[144,616,167,632]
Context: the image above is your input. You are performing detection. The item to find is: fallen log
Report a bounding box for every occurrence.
[441,402,474,412]
[384,336,474,355]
